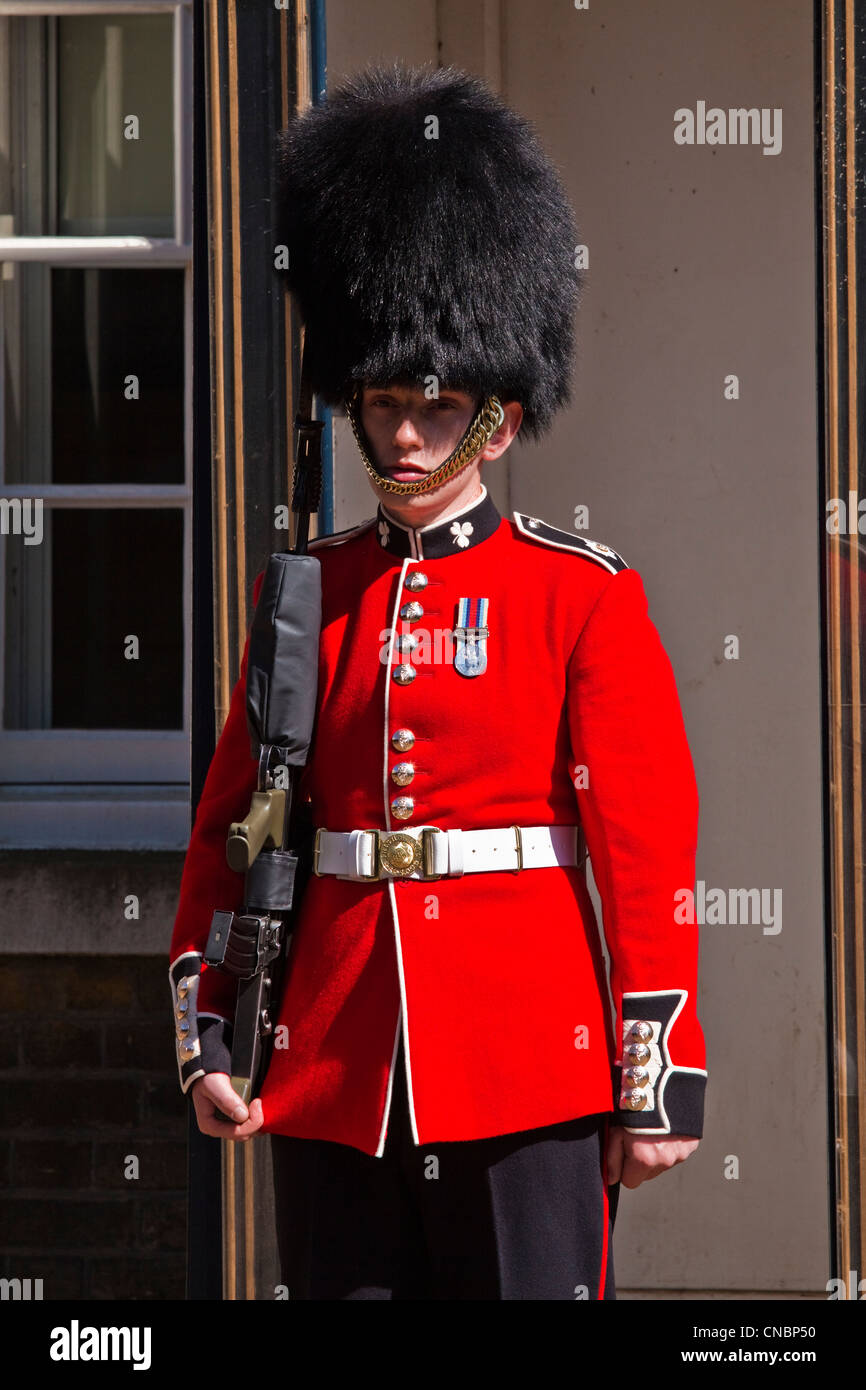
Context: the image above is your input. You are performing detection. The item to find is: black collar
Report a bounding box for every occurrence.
[375,487,501,560]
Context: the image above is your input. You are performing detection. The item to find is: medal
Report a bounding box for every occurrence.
[454,597,489,678]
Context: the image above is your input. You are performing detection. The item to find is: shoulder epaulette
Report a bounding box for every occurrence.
[512,511,628,574]
[307,518,377,551]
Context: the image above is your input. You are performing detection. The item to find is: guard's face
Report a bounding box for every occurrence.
[359,384,479,488]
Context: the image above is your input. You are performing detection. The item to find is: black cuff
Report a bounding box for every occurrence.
[169,953,235,1096]
[198,1016,233,1076]
[612,1065,706,1138]
[612,990,707,1137]
[169,953,205,1094]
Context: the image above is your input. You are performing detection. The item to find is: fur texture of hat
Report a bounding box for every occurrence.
[275,63,584,439]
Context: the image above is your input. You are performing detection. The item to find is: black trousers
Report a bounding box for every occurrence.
[270,1033,619,1300]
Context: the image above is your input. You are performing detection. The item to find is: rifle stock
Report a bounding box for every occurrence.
[205,550,321,1103]
[206,361,323,1105]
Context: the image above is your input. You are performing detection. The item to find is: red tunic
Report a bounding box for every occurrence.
[169,486,707,1156]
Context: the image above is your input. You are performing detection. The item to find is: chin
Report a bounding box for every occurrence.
[366,458,484,521]
[377,490,437,519]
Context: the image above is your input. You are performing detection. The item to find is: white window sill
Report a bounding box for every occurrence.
[0,784,191,850]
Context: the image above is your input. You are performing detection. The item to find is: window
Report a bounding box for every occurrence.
[0,1,193,848]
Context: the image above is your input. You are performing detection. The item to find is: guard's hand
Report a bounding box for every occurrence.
[606,1127,699,1188]
[191,1072,264,1142]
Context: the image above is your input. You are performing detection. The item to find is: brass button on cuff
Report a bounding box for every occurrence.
[629,1021,654,1044]
[619,1010,667,1120]
[624,1065,650,1088]
[624,1088,649,1111]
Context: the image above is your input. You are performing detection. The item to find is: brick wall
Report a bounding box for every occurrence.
[0,955,187,1299]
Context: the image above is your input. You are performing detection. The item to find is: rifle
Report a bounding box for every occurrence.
[203,369,323,1105]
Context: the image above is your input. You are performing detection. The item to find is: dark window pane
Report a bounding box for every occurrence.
[51,509,183,730]
[51,268,184,485]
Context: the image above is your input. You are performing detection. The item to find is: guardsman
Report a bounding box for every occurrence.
[169,63,706,1300]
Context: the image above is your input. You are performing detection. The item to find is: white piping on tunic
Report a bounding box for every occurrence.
[374,554,422,1155]
[168,948,202,976]
[387,877,421,1145]
[375,1003,404,1158]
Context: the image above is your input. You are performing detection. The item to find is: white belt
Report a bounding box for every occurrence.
[313,824,582,881]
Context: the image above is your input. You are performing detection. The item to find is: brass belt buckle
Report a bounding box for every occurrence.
[421,826,442,880]
[313,827,326,876]
[510,824,524,875]
[377,831,422,877]
[359,829,382,880]
[361,828,442,879]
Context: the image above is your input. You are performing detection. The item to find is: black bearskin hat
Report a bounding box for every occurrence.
[275,63,584,439]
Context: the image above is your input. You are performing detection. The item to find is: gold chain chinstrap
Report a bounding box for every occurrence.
[345,391,505,495]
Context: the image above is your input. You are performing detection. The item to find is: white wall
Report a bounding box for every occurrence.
[325,0,829,1295]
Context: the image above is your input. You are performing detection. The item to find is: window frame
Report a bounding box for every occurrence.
[0,0,194,848]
